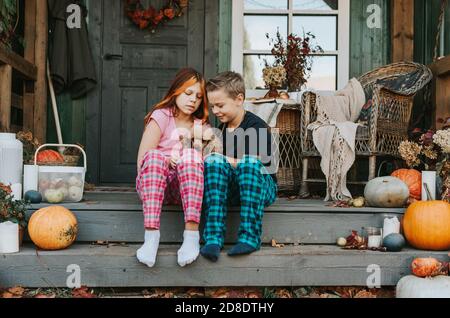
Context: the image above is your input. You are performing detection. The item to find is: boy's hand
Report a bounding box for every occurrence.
[226,156,239,168]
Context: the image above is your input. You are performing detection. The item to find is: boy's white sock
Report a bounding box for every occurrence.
[136,230,160,268]
[177,230,200,267]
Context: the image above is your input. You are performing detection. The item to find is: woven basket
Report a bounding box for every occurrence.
[275,104,302,193]
[37,155,80,167]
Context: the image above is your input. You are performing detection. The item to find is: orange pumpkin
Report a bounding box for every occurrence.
[37,150,64,163]
[28,206,78,250]
[391,169,422,200]
[403,200,450,251]
[411,258,448,277]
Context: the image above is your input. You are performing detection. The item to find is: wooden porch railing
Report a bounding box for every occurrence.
[0,0,47,141]
[429,55,450,130]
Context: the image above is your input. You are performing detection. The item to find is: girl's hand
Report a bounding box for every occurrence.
[169,155,180,169]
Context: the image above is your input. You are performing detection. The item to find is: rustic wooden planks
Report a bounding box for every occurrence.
[1,244,447,288]
[391,0,414,62]
[33,0,48,142]
[27,193,405,245]
[0,64,13,132]
[430,55,450,130]
[24,209,403,245]
[22,0,37,133]
[0,46,37,80]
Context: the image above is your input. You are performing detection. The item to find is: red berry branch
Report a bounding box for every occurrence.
[125,0,188,32]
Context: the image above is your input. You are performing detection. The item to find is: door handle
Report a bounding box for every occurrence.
[104,53,123,60]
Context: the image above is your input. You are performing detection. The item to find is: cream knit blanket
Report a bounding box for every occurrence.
[307,78,366,201]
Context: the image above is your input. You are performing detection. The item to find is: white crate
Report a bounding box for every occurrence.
[34,144,87,203]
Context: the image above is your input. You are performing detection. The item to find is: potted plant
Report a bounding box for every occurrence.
[0,183,29,246]
[16,131,41,165]
[0,0,23,49]
[398,128,450,201]
[262,65,286,98]
[265,30,322,94]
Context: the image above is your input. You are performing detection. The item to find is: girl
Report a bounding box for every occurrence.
[136,68,209,268]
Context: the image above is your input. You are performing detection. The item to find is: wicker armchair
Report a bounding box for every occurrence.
[299,62,433,197]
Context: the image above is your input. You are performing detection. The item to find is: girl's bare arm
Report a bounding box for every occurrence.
[137,120,162,174]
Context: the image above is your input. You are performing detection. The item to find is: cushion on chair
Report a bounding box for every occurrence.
[356,85,375,126]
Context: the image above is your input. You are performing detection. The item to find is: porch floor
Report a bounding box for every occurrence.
[2,192,447,288]
[2,243,448,288]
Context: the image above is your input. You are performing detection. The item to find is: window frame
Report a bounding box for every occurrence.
[231,0,350,92]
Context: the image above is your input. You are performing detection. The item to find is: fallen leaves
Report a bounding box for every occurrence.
[91,241,128,248]
[329,200,352,208]
[34,293,56,298]
[0,286,395,298]
[72,286,97,298]
[271,239,285,248]
[342,230,367,250]
[274,288,292,298]
[205,287,263,299]
[142,288,175,298]
[1,286,25,298]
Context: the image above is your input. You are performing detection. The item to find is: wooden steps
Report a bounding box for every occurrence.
[26,193,405,245]
[1,244,447,288]
[3,192,439,288]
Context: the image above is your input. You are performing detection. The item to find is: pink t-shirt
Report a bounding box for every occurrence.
[149,108,183,158]
[149,108,206,158]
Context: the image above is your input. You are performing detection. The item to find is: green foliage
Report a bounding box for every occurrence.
[0,184,29,229]
[0,0,19,49]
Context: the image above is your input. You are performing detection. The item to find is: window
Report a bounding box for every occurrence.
[231,0,350,92]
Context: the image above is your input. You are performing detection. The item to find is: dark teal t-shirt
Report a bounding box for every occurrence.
[219,111,278,183]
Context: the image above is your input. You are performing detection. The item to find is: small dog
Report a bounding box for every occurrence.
[179,126,222,157]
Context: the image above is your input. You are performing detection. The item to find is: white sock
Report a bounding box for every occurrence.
[177,231,200,267]
[136,230,160,268]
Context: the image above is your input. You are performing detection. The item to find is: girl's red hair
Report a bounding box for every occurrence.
[144,68,209,126]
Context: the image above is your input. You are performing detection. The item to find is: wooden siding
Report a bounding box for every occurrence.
[414,0,450,65]
[45,0,450,182]
[349,0,391,78]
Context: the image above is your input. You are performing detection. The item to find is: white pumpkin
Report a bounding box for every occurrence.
[364,176,409,208]
[396,275,450,298]
[68,186,83,202]
[68,176,83,187]
[45,189,65,204]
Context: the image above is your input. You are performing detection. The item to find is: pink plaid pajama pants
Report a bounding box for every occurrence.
[136,149,204,229]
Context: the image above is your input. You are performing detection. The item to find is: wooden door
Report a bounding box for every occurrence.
[99,0,205,184]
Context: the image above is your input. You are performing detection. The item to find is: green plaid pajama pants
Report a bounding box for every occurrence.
[202,153,277,249]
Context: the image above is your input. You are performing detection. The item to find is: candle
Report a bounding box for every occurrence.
[0,221,19,254]
[11,183,22,201]
[23,165,39,194]
[422,171,436,201]
[368,235,383,248]
[383,217,400,239]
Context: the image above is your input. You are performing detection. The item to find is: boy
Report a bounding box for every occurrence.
[201,71,278,262]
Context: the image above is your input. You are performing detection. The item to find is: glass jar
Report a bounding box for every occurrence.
[363,227,383,248]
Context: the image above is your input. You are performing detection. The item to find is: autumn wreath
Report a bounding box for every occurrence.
[125,0,188,32]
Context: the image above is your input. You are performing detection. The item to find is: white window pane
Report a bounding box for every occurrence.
[293,0,338,10]
[293,16,337,51]
[306,56,336,90]
[243,55,276,90]
[245,0,288,10]
[244,16,288,51]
